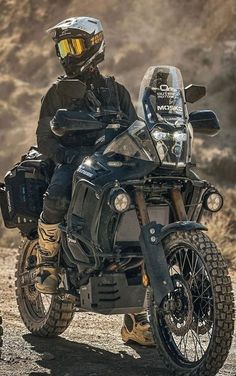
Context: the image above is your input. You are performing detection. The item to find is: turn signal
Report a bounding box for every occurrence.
[142,273,149,287]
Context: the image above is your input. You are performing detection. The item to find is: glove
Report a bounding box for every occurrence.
[54,146,94,165]
[53,146,81,165]
[63,149,84,165]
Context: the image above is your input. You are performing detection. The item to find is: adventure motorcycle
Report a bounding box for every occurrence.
[0,66,234,375]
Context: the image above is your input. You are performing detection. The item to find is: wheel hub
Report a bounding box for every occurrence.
[164,275,193,336]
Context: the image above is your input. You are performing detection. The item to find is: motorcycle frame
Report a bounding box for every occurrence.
[62,167,209,278]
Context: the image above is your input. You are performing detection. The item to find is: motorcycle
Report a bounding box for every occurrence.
[1,66,235,375]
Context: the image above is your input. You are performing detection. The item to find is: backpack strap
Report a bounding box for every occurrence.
[102,76,121,112]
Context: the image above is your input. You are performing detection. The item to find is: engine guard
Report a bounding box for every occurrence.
[139,221,207,306]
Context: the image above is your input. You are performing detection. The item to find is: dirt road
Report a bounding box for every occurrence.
[0,247,235,376]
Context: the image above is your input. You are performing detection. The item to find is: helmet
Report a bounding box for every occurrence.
[47,17,105,78]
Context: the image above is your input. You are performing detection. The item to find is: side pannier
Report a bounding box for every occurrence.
[0,146,54,237]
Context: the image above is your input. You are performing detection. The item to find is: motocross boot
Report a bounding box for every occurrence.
[35,218,60,294]
[121,312,155,347]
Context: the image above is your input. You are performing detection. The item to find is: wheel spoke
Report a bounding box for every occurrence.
[193,284,211,305]
[158,244,214,364]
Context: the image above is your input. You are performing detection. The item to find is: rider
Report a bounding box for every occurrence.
[36,16,154,347]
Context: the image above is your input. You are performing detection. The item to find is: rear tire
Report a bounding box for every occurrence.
[149,230,235,376]
[15,238,75,337]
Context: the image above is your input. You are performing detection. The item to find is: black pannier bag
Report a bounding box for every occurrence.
[0,146,54,237]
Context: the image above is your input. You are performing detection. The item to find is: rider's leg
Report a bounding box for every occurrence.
[36,164,76,294]
[121,312,155,346]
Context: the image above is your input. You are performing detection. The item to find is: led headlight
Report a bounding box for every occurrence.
[173,131,187,142]
[203,190,223,212]
[108,188,131,213]
[151,130,170,141]
[151,130,187,142]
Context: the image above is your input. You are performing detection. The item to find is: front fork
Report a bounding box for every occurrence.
[135,186,188,225]
[135,187,207,307]
[170,187,188,221]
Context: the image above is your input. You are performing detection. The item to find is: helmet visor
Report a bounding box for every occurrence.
[57,38,86,58]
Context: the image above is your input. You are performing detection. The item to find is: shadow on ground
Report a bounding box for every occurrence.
[24,334,170,376]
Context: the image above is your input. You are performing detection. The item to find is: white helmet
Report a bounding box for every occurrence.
[47,17,105,77]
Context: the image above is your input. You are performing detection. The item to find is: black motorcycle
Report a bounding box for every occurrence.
[1,66,234,375]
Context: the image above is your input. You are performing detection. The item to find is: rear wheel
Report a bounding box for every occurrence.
[15,238,75,337]
[149,230,235,376]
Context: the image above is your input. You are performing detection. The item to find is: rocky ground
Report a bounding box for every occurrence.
[0,247,235,376]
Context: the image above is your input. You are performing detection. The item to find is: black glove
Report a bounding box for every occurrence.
[53,146,81,165]
[63,149,82,165]
[54,145,94,165]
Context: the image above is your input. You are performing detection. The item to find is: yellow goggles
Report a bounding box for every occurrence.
[57,38,86,58]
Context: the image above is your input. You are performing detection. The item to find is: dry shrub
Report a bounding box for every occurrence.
[204,187,236,267]
[205,212,236,267]
[202,154,236,184]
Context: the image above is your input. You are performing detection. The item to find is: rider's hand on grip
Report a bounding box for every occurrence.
[63,149,82,165]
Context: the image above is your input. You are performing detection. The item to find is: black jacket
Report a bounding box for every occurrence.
[36,71,137,164]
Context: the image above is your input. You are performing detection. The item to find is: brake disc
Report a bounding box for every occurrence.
[164,275,193,336]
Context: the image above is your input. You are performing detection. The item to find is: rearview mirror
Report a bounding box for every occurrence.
[185,85,206,103]
[56,79,86,99]
[189,110,220,136]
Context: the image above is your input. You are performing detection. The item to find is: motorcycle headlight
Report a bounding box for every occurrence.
[151,130,187,142]
[108,188,131,213]
[173,131,187,142]
[203,190,223,212]
[151,130,170,141]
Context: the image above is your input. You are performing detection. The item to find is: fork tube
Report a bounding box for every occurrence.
[135,189,150,226]
[171,187,188,221]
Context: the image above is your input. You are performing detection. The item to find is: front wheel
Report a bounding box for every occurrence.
[149,230,235,376]
[15,238,75,337]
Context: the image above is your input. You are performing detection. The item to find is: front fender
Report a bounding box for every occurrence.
[159,221,207,243]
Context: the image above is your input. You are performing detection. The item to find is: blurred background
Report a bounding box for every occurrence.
[0,0,235,263]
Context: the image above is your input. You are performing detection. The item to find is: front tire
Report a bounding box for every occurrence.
[149,230,235,376]
[15,238,75,337]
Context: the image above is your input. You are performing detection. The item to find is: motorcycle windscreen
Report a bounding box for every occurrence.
[138,65,186,121]
[138,66,190,167]
[103,120,159,162]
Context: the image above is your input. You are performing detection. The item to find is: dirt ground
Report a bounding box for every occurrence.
[0,247,235,376]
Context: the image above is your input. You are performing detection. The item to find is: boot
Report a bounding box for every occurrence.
[121,312,155,347]
[35,219,61,294]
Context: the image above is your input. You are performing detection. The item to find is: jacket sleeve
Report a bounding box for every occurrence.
[116,82,138,124]
[36,84,66,163]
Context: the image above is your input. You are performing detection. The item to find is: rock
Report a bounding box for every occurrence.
[41,352,55,361]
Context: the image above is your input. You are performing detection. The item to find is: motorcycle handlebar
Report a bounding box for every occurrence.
[50,109,129,137]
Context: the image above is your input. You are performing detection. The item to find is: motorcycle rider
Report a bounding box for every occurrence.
[36,17,154,347]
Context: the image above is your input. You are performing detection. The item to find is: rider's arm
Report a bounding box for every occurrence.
[116,82,138,124]
[36,84,67,164]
